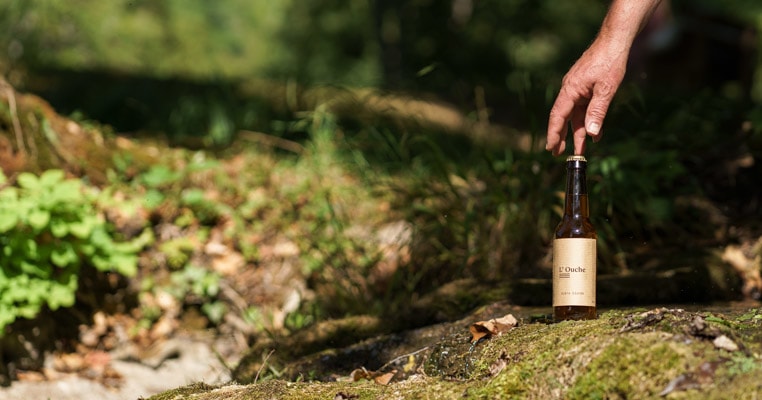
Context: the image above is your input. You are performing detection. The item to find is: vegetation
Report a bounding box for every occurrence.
[0,169,148,330]
[0,0,760,396]
[146,307,762,399]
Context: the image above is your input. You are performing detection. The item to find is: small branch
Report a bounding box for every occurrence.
[378,346,430,372]
[237,130,304,154]
[254,349,275,384]
[0,79,26,155]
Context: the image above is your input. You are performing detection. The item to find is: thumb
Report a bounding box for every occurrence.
[585,83,616,140]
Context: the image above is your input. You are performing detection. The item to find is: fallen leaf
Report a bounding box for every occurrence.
[53,353,85,373]
[350,367,370,382]
[84,350,112,372]
[349,367,397,385]
[470,314,518,343]
[15,370,46,382]
[488,352,510,377]
[373,370,396,385]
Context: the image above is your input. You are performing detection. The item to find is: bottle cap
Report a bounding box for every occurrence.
[566,155,587,162]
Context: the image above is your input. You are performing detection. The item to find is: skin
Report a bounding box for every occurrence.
[546,0,663,156]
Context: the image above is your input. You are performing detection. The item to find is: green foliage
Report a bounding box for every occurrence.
[0,170,145,331]
[168,265,226,325]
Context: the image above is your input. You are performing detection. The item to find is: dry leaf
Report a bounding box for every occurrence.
[488,352,510,377]
[53,353,86,373]
[373,370,396,385]
[15,370,46,382]
[349,367,396,385]
[350,367,370,382]
[470,314,518,343]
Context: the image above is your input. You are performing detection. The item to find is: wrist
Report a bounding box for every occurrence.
[597,0,662,54]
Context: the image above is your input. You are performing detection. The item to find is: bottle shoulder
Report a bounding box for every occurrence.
[554,217,597,239]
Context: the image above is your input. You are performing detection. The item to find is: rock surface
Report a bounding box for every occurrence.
[148,303,762,399]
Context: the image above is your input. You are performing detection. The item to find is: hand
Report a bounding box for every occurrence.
[546,40,628,156]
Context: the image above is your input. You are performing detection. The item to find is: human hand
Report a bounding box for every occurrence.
[546,40,628,156]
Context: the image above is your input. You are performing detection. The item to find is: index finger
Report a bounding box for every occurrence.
[546,94,575,155]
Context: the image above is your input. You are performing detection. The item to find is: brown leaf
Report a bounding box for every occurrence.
[470,314,518,343]
[373,370,396,385]
[53,353,86,373]
[350,367,370,382]
[15,370,46,382]
[488,352,510,377]
[83,350,112,371]
[349,367,396,385]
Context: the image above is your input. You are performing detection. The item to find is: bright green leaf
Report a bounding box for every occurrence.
[16,172,39,190]
[51,244,78,267]
[39,169,65,187]
[68,218,95,239]
[20,261,48,278]
[27,209,51,230]
[143,189,165,209]
[50,219,69,237]
[0,212,18,232]
[110,253,138,276]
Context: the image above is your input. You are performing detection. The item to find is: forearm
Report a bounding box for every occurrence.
[596,0,663,52]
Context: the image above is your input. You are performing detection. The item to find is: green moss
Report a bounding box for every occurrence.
[567,337,684,399]
[150,308,762,400]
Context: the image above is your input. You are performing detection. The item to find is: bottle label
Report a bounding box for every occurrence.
[553,238,596,307]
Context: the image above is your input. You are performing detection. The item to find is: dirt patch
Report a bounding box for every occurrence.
[0,333,231,400]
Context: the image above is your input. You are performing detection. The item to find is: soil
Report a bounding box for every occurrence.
[0,332,233,400]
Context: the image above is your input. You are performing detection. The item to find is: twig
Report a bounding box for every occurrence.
[219,279,250,312]
[254,349,275,384]
[238,130,304,154]
[0,79,26,155]
[378,346,430,372]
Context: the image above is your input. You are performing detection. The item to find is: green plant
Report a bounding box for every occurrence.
[0,169,146,331]
[167,265,226,324]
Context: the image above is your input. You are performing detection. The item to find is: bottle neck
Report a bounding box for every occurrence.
[564,162,589,219]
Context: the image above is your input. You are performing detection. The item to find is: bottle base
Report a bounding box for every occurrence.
[554,306,597,322]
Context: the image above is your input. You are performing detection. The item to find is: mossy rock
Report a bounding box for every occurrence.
[149,305,762,399]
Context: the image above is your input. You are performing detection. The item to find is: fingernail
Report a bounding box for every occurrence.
[587,122,600,135]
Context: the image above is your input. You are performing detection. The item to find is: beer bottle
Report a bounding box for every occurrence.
[553,155,597,321]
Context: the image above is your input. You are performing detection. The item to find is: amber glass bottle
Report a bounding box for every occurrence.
[553,155,597,321]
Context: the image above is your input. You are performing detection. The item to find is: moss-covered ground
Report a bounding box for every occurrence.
[148,306,762,399]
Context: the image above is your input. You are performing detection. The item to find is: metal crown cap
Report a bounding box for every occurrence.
[566,155,587,162]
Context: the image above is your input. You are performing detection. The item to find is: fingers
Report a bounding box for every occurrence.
[571,104,587,155]
[585,81,616,142]
[546,92,576,156]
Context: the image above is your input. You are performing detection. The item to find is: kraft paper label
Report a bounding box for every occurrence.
[553,238,596,307]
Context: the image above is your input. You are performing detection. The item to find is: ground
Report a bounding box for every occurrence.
[5,302,760,399]
[143,303,762,400]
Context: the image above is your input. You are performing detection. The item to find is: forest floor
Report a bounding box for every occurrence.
[0,332,231,400]
[1,76,761,400]
[2,303,761,400]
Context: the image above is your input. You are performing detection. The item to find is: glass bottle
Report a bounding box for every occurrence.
[553,155,597,321]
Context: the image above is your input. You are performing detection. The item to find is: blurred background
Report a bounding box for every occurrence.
[1,0,762,387]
